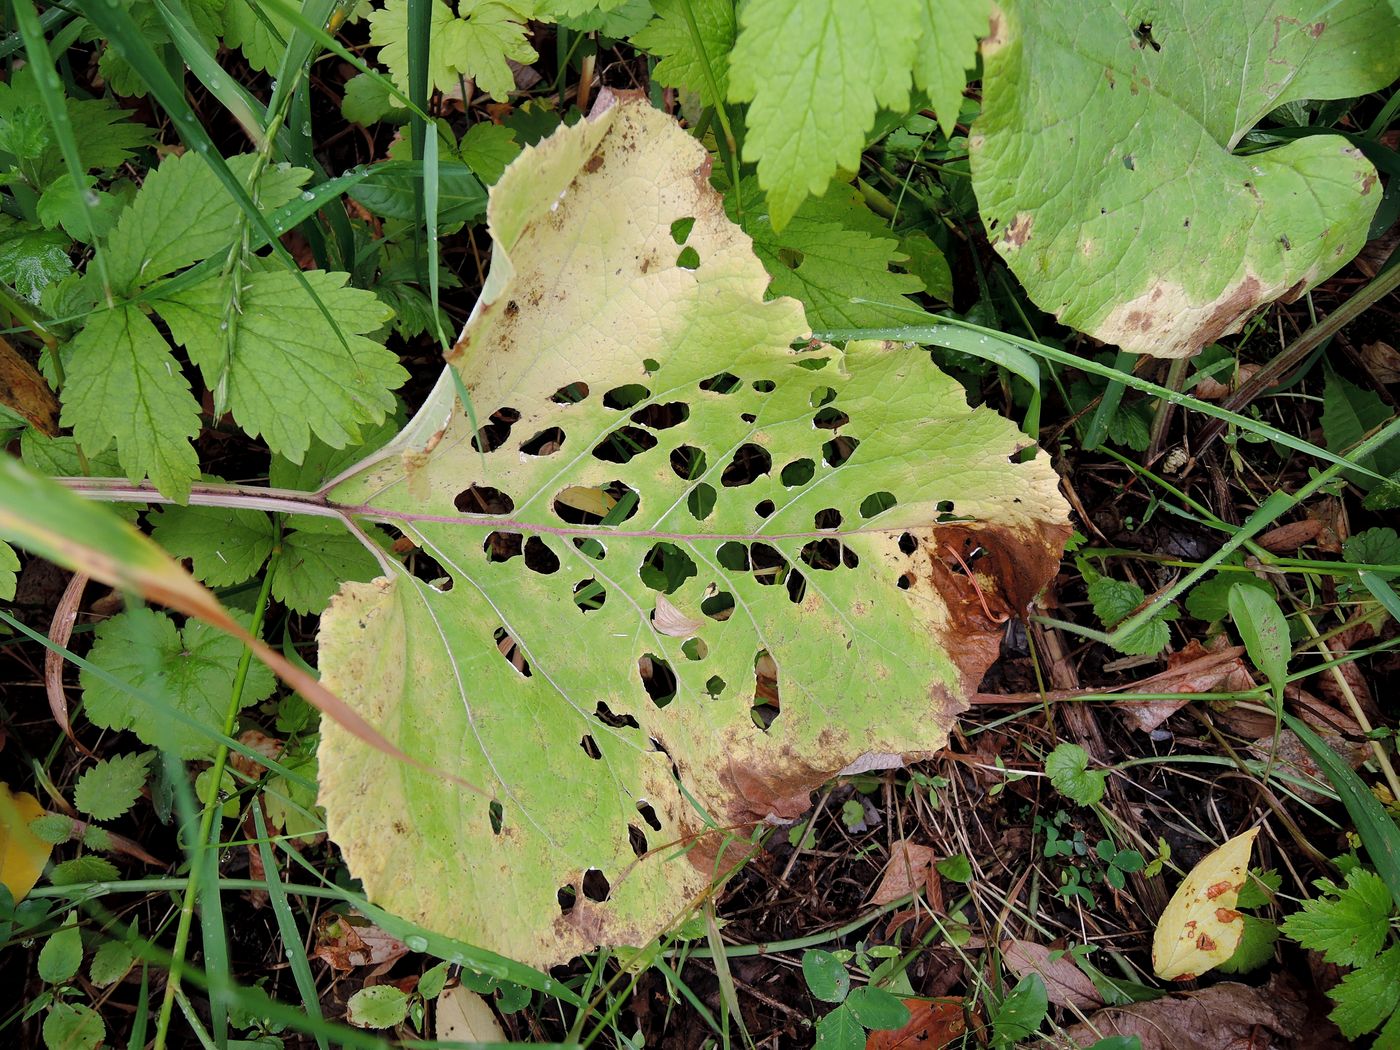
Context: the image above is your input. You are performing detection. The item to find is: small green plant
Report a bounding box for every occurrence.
[801,948,910,1048]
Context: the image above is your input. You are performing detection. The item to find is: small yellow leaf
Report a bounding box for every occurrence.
[1151,826,1259,980]
[0,783,52,901]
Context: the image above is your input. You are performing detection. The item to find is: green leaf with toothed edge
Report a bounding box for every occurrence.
[315,98,1070,969]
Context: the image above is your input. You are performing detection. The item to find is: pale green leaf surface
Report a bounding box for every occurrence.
[272,523,382,615]
[73,752,153,822]
[316,100,1069,966]
[159,270,405,464]
[971,0,1400,357]
[347,985,410,1029]
[223,0,295,72]
[149,503,276,587]
[48,856,119,885]
[38,919,82,984]
[632,0,735,107]
[1229,583,1289,704]
[0,540,16,600]
[1282,869,1394,968]
[58,305,201,503]
[80,608,275,759]
[341,73,402,126]
[370,0,538,102]
[1329,943,1400,1039]
[911,0,989,134]
[728,0,923,229]
[42,1002,104,1050]
[103,152,308,293]
[460,123,522,185]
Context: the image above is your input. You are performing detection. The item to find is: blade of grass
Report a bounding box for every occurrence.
[152,0,268,145]
[127,965,150,1050]
[196,814,231,1047]
[1360,571,1400,624]
[1081,349,1135,451]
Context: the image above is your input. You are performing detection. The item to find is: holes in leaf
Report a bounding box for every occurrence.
[822,435,859,468]
[671,445,707,479]
[750,543,788,586]
[701,590,735,621]
[682,637,708,661]
[687,483,716,521]
[524,536,560,574]
[936,499,959,522]
[670,216,695,244]
[860,491,897,518]
[897,573,914,591]
[573,578,606,612]
[640,542,697,594]
[800,539,842,571]
[700,372,740,394]
[639,654,677,708]
[705,675,726,698]
[603,384,650,410]
[489,800,503,835]
[740,412,757,424]
[632,401,689,429]
[580,734,602,760]
[551,382,589,404]
[471,407,519,452]
[483,531,523,563]
[755,499,775,518]
[842,546,859,569]
[786,568,807,604]
[520,426,565,456]
[752,650,779,731]
[815,508,842,530]
[810,386,837,408]
[557,885,577,914]
[594,701,638,729]
[553,481,640,525]
[593,425,658,464]
[676,246,701,269]
[643,357,660,374]
[637,800,662,832]
[581,869,610,902]
[776,246,803,269]
[456,485,515,514]
[717,542,749,571]
[752,379,776,393]
[405,546,452,592]
[628,824,648,857]
[898,532,918,554]
[721,443,772,487]
[796,356,831,371]
[494,628,531,677]
[813,406,849,430]
[780,458,815,487]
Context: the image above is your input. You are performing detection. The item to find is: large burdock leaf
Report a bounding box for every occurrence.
[971,1,1400,359]
[316,95,1069,967]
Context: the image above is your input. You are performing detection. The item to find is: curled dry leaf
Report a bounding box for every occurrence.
[1115,640,1252,734]
[313,913,410,973]
[1000,939,1102,1010]
[1152,826,1258,980]
[0,334,59,436]
[872,840,937,906]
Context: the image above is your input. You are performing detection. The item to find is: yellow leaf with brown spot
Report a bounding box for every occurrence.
[1152,827,1259,980]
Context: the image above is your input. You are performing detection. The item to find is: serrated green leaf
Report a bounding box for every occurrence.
[1080,561,1177,655]
[158,269,405,464]
[813,1002,864,1050]
[79,608,276,759]
[1044,742,1106,806]
[632,0,734,107]
[803,949,850,1003]
[342,73,403,126]
[102,151,308,293]
[89,940,133,987]
[1345,528,1400,578]
[315,100,1069,968]
[149,503,276,587]
[38,916,82,983]
[222,0,295,72]
[1235,867,1282,909]
[48,856,119,886]
[1185,571,1272,623]
[0,540,16,600]
[1282,868,1394,967]
[1330,942,1400,1039]
[911,0,989,134]
[42,1002,103,1050]
[1229,583,1289,705]
[369,0,538,103]
[899,230,953,303]
[0,222,72,304]
[36,180,125,244]
[72,752,153,822]
[273,524,383,614]
[460,122,521,186]
[58,304,201,503]
[63,95,155,172]
[347,985,410,1029]
[28,814,75,845]
[1324,369,1400,491]
[971,0,1400,358]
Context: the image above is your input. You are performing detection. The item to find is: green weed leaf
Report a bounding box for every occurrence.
[271,521,382,615]
[0,540,16,600]
[844,985,909,1030]
[72,752,153,822]
[1328,942,1400,1040]
[993,973,1048,1045]
[149,504,277,588]
[346,985,410,1029]
[1324,369,1400,491]
[813,1001,864,1049]
[1282,869,1393,968]
[1228,582,1289,706]
[632,0,735,107]
[1044,742,1106,806]
[1185,571,1271,622]
[1344,527,1400,578]
[1080,560,1177,655]
[37,915,82,983]
[1217,915,1279,974]
[369,0,538,102]
[42,1002,103,1050]
[803,949,850,1004]
[88,940,133,987]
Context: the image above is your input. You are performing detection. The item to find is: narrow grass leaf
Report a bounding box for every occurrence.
[152,0,267,144]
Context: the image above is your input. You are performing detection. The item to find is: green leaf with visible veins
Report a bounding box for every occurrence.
[80,608,276,759]
[73,752,153,822]
[912,0,989,133]
[1282,869,1394,968]
[460,123,522,186]
[728,0,922,230]
[315,99,1069,968]
[632,0,735,107]
[1044,742,1106,806]
[273,521,383,615]
[1328,942,1400,1040]
[1323,368,1400,491]
[369,0,538,102]
[102,152,307,293]
[222,0,295,72]
[158,269,405,465]
[1080,559,1178,655]
[58,305,201,503]
[972,0,1400,358]
[149,503,276,587]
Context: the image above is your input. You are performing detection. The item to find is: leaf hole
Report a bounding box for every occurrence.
[592,425,658,464]
[553,482,640,525]
[483,531,523,563]
[682,637,708,661]
[701,590,735,621]
[815,507,842,529]
[842,545,859,569]
[813,407,849,430]
[637,800,662,832]
[628,824,649,857]
[557,885,577,914]
[752,650,779,731]
[780,458,816,487]
[796,356,831,371]
[786,568,807,604]
[641,542,698,594]
[455,485,516,514]
[860,491,897,518]
[643,357,660,373]
[520,426,565,456]
[676,246,701,269]
[755,499,775,518]
[523,536,560,575]
[632,401,689,429]
[705,675,726,698]
[750,543,788,586]
[493,628,531,677]
[740,412,757,424]
[471,407,520,452]
[800,539,843,571]
[639,654,677,708]
[700,372,740,394]
[721,443,772,487]
[603,384,650,410]
[670,216,695,244]
[550,382,589,404]
[751,379,776,393]
[810,386,837,408]
[776,245,803,269]
[898,532,918,554]
[687,483,716,521]
[716,542,750,572]
[822,435,859,468]
[670,444,708,479]
[489,800,503,834]
[580,734,602,760]
[897,573,913,590]
[573,578,606,612]
[936,499,958,522]
[581,869,610,902]
[573,536,606,560]
[594,701,638,729]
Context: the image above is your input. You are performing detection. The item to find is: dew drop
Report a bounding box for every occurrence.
[404,935,428,952]
[300,190,315,202]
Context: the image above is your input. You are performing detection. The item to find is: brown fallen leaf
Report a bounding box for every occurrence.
[873,839,937,906]
[1000,939,1102,1010]
[0,334,58,435]
[1046,976,1311,1050]
[1360,340,1400,384]
[1115,641,1253,733]
[314,912,410,973]
[435,984,507,1042]
[1256,518,1323,553]
[866,998,966,1049]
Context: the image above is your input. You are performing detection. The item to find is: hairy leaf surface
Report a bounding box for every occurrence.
[316,97,1069,966]
[971,0,1400,358]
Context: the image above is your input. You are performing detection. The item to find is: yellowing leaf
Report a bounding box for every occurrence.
[0,783,51,901]
[1152,827,1259,980]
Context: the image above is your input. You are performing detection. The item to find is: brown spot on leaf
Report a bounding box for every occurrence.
[1196,933,1217,952]
[982,6,1007,53]
[1215,907,1241,923]
[1205,880,1232,899]
[1002,212,1033,249]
